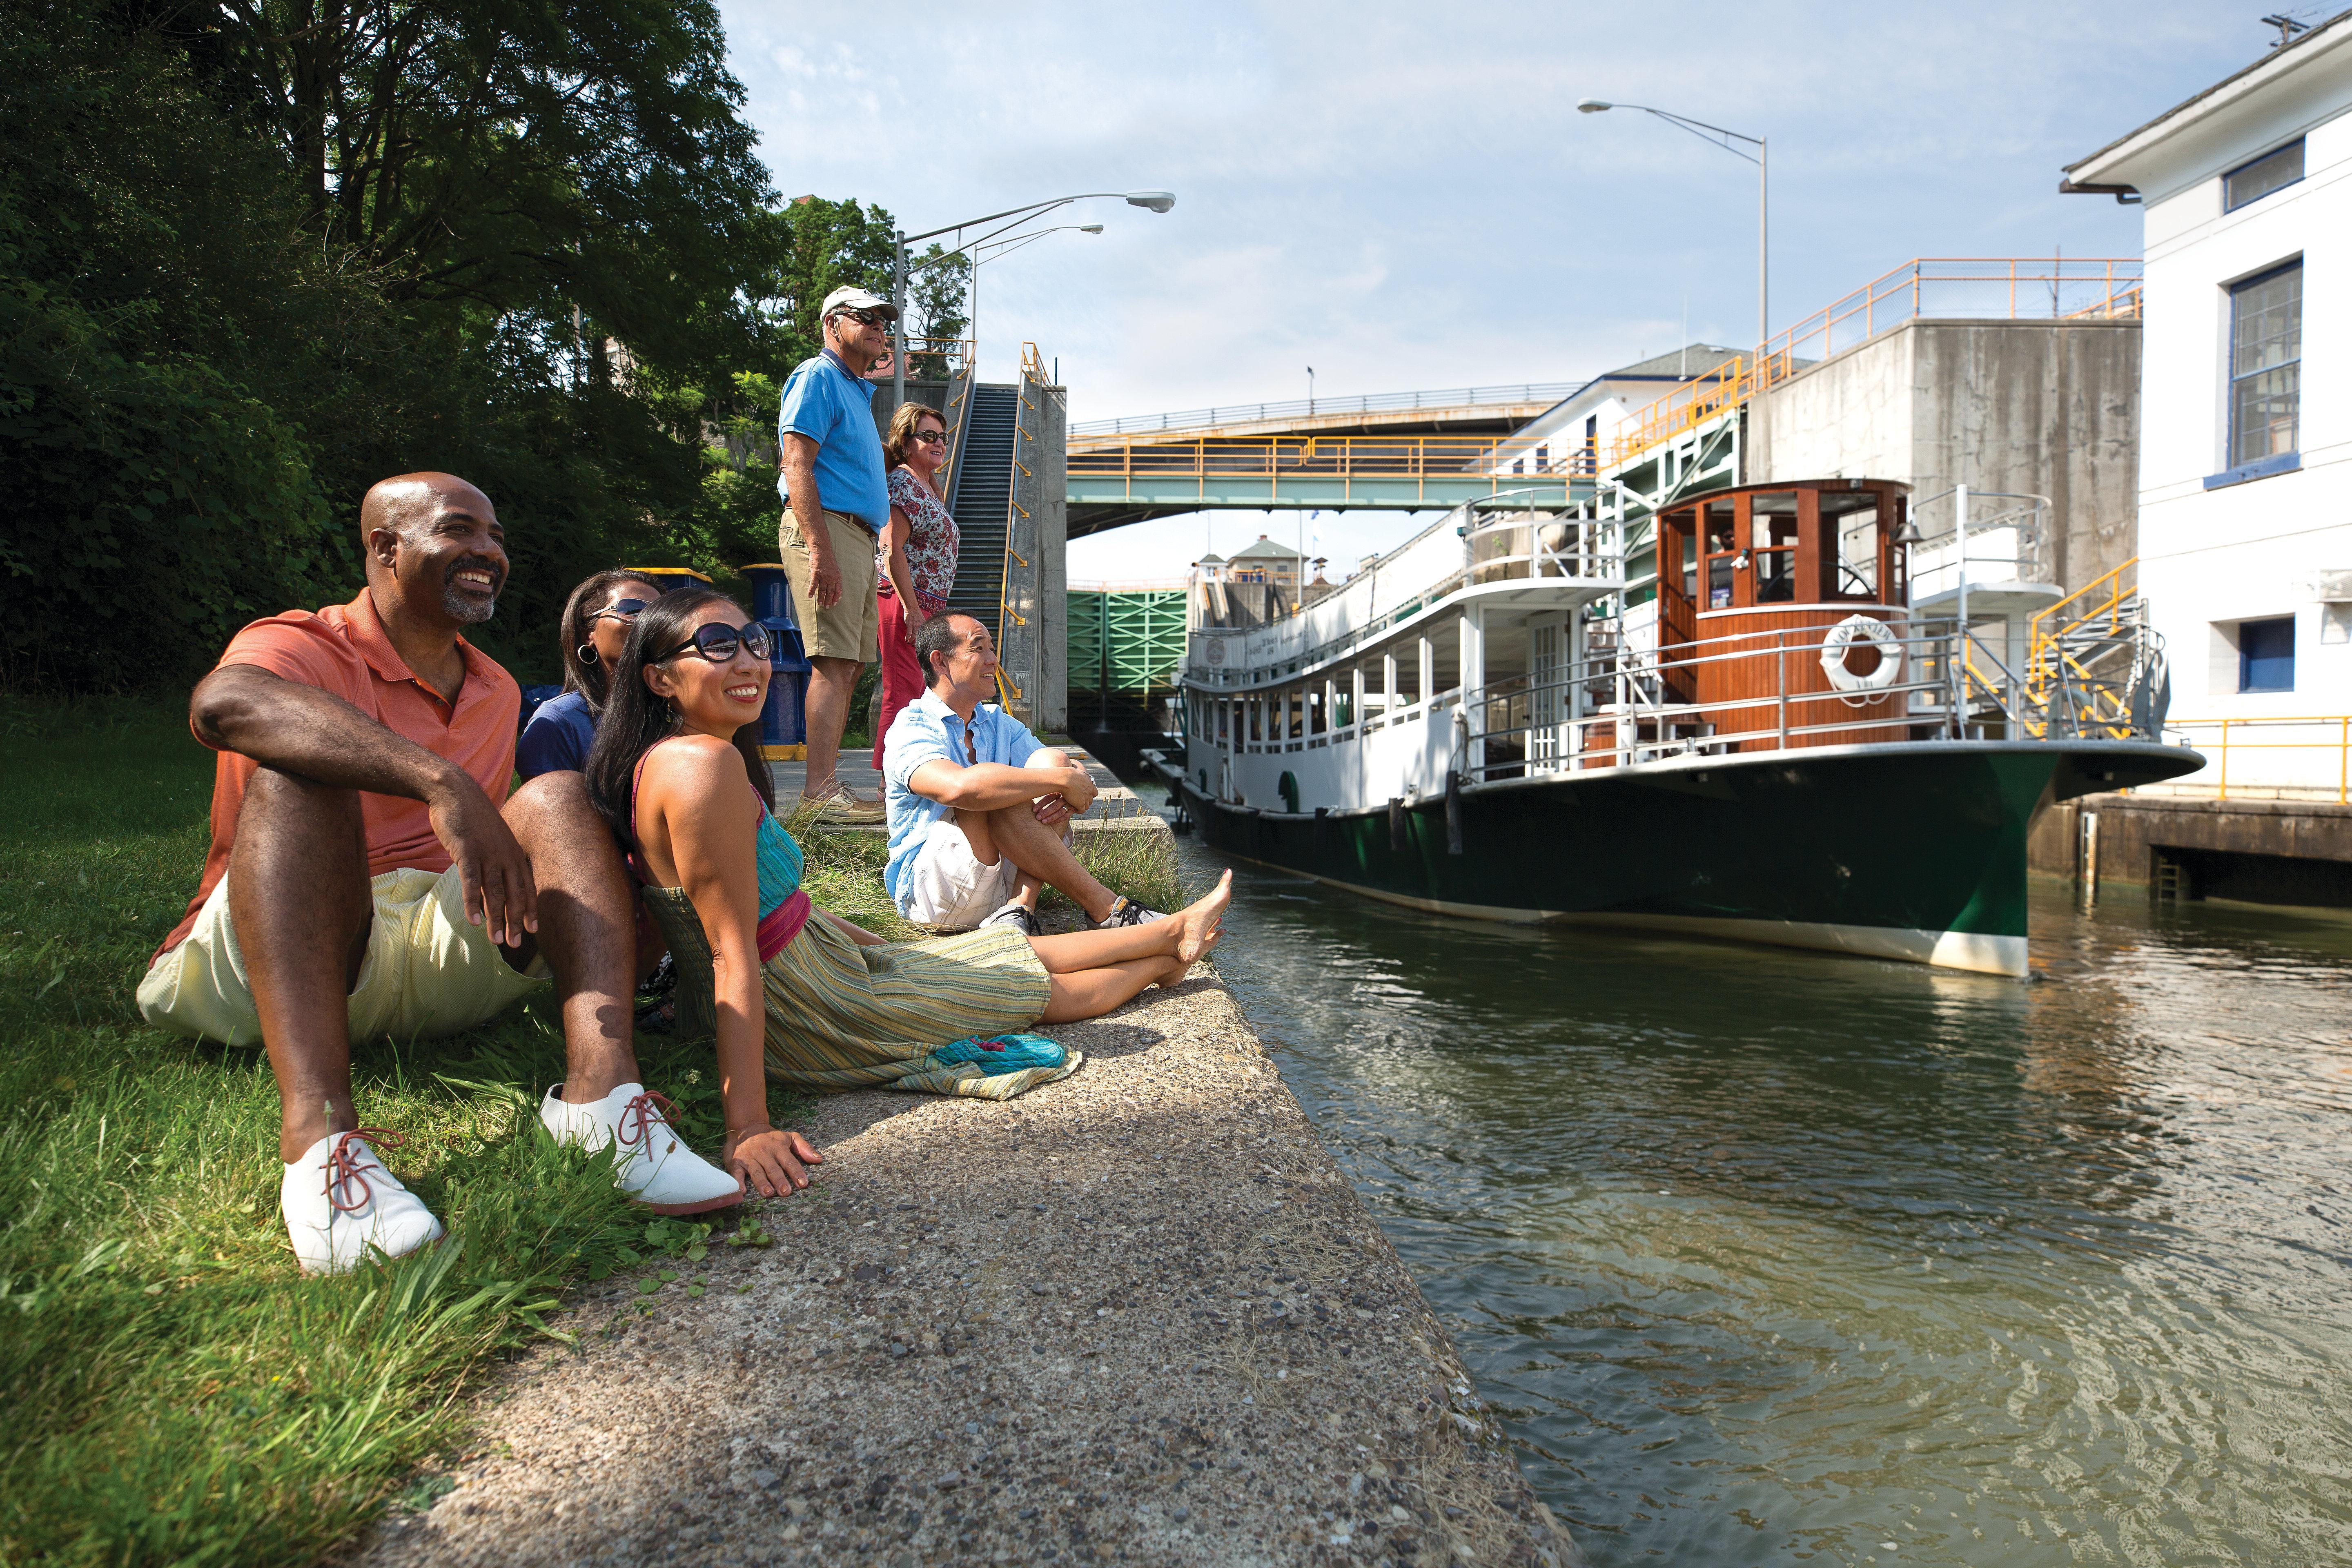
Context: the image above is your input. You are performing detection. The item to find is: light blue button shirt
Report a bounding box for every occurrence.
[775,349,889,532]
[882,690,1042,907]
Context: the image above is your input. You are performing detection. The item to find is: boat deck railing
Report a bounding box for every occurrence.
[1189,502,1624,687]
[1452,617,2169,781]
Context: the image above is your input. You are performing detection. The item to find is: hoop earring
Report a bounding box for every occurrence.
[577,641,599,667]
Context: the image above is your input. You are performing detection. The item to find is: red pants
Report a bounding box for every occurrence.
[872,582,930,771]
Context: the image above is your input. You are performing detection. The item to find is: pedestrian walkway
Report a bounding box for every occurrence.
[359,968,1581,1568]
[770,742,1143,835]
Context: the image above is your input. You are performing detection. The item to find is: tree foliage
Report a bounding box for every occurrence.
[0,0,908,693]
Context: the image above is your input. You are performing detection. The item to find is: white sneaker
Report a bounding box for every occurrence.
[281,1129,445,1276]
[539,1082,742,1215]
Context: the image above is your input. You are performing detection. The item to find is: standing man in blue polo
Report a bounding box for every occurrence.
[778,285,898,821]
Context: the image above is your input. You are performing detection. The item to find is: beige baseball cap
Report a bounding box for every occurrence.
[822,285,899,320]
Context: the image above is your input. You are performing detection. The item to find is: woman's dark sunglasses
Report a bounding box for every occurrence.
[592,597,655,624]
[653,622,771,664]
[912,428,947,445]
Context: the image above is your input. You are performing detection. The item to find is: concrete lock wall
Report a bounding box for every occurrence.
[2031,792,2352,908]
[1007,376,1069,733]
[1749,318,2141,595]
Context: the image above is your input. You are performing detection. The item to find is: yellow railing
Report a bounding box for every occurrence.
[2163,717,2352,802]
[2024,557,2138,707]
[1604,258,2145,472]
[1072,432,1515,476]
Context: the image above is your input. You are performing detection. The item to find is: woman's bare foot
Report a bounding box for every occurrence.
[1174,871,1234,964]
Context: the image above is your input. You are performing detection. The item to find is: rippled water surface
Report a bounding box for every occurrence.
[1143,788,2352,1566]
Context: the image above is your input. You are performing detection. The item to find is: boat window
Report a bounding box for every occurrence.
[1746,492,1800,605]
[1682,531,1698,601]
[1822,490,1881,600]
[1705,499,1736,555]
[1708,555,1735,609]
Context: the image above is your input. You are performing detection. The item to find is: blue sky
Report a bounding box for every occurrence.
[715,1,2306,579]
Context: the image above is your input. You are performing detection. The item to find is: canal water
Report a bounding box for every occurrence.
[1139,788,2352,1567]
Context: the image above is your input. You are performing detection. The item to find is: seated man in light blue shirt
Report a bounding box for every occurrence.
[881,613,1167,935]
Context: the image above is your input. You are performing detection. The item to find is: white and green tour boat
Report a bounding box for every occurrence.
[1147,477,2200,977]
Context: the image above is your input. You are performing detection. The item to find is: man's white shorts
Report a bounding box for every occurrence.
[898,817,1019,928]
[136,864,549,1047]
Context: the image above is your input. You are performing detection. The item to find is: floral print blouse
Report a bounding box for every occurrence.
[884,466,959,617]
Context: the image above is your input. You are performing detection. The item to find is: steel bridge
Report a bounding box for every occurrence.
[1067,434,1593,536]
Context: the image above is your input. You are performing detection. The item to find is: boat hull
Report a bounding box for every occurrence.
[1153,740,2200,977]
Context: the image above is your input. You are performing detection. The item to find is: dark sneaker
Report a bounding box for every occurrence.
[981,901,1041,939]
[1089,896,1167,931]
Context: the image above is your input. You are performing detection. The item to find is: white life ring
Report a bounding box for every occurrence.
[1820,615,1903,693]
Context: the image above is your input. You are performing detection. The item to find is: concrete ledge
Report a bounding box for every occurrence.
[359,972,1580,1568]
[2031,790,2352,884]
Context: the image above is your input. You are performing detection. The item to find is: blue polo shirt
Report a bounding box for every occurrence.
[881,690,1042,908]
[515,688,598,779]
[775,348,889,533]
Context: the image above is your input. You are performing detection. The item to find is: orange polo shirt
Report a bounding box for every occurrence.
[156,588,521,958]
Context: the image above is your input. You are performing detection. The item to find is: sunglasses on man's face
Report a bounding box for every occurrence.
[842,308,893,327]
[593,597,655,624]
[653,622,772,665]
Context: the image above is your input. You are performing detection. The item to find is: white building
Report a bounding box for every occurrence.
[2065,12,2352,797]
[1486,345,1744,477]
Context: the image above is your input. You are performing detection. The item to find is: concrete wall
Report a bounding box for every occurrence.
[1007,376,1069,732]
[1748,317,2141,595]
[2030,792,2352,903]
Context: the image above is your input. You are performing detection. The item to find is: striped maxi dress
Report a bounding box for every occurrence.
[638,804,1078,1101]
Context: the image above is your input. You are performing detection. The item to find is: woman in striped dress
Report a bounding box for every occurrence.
[585,588,1232,1200]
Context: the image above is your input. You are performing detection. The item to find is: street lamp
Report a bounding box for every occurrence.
[890,191,1175,408]
[1577,99,1767,368]
[906,224,1106,355]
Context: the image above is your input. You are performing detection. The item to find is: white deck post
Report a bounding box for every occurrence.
[1350,668,1365,737]
[1460,604,1486,777]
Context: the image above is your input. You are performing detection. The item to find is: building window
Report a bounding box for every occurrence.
[2224,140,2303,212]
[2229,263,2301,468]
[2239,616,2295,693]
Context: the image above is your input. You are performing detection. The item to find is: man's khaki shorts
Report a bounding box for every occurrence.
[898,817,1022,928]
[780,508,881,663]
[136,865,548,1047]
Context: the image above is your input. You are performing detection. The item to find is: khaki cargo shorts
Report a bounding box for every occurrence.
[780,508,881,663]
[136,865,548,1047]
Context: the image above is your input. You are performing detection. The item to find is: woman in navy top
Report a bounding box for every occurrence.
[518,571,666,779]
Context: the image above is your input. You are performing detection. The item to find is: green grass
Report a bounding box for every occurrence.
[0,698,794,1566]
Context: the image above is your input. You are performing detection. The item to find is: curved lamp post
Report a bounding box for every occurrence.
[891,192,1174,407]
[1577,100,1767,364]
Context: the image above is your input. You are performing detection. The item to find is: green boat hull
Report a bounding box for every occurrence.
[1159,740,2201,976]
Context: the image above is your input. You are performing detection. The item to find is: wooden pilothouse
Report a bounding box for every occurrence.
[1653,478,1915,752]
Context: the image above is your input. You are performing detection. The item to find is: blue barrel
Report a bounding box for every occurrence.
[739,564,810,754]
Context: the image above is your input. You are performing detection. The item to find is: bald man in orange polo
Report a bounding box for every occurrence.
[139,473,740,1273]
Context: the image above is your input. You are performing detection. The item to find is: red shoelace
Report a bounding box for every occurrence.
[323,1127,405,1214]
[615,1091,681,1157]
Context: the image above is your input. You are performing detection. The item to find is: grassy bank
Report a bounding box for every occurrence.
[0,700,800,1565]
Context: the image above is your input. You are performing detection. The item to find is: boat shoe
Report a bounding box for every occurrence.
[539,1081,742,1215]
[282,1128,444,1276]
[796,781,885,824]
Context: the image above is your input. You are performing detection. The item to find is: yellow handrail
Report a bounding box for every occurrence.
[1604,258,2143,472]
[2025,556,2138,704]
[2161,716,2352,803]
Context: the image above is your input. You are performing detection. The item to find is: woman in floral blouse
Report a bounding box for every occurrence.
[873,401,961,767]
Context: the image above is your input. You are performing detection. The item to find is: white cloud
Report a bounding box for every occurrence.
[717,0,2271,575]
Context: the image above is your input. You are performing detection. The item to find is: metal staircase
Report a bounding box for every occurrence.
[946,383,1019,645]
[2019,559,2169,740]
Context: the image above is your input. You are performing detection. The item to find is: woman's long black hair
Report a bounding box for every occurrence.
[584,587,776,846]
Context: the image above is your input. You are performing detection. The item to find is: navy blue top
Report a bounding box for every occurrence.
[516,688,597,779]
